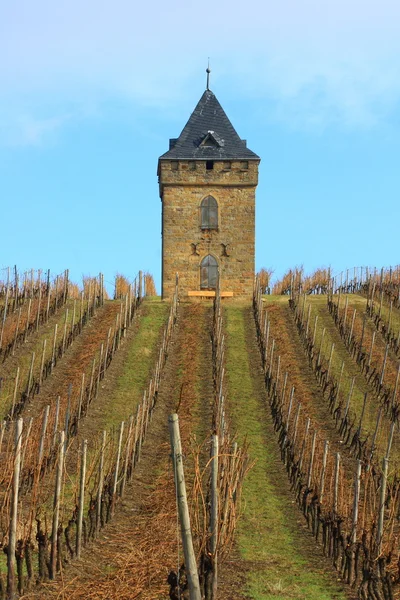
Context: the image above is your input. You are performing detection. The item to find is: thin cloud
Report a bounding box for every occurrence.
[0,0,399,140]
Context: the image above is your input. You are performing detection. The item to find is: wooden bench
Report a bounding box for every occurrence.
[187,290,234,298]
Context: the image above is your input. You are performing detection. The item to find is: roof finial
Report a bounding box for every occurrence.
[206,59,211,91]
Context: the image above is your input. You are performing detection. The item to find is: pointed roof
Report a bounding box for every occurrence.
[159,89,259,161]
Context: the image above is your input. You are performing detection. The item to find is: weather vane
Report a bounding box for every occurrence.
[206,59,211,90]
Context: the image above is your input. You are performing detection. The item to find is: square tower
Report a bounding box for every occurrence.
[158,88,260,299]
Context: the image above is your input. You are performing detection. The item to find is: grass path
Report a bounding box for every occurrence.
[224,304,350,600]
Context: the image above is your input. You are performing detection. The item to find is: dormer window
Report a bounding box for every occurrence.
[200,195,218,229]
[199,130,224,148]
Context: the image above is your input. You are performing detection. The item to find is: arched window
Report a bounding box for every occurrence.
[200,196,218,229]
[200,255,218,290]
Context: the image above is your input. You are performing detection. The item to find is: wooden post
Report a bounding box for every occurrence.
[139,270,143,300]
[333,452,340,515]
[112,421,124,513]
[51,324,58,372]
[351,460,362,547]
[307,430,317,489]
[62,308,69,354]
[168,414,201,600]
[210,434,219,599]
[39,339,47,386]
[50,431,65,579]
[77,373,85,422]
[11,367,20,419]
[319,440,329,504]
[7,418,23,599]
[35,280,42,331]
[121,415,134,497]
[26,352,35,399]
[12,307,21,356]
[76,439,87,558]
[53,396,60,449]
[0,266,10,350]
[24,298,32,342]
[385,421,395,460]
[38,405,50,466]
[96,431,106,534]
[377,457,388,554]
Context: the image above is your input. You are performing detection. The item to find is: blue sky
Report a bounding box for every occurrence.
[1,0,399,293]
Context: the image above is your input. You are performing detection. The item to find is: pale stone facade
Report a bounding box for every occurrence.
[158,89,260,299]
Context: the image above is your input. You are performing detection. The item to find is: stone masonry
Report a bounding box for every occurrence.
[159,159,259,298]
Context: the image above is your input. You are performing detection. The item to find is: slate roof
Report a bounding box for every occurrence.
[159,89,259,161]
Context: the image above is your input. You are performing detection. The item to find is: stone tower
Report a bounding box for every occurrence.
[158,86,260,299]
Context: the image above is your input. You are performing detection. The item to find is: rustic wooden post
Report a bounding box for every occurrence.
[76,439,87,558]
[385,422,395,460]
[379,343,389,387]
[7,418,23,600]
[39,339,47,386]
[333,453,340,515]
[50,430,65,579]
[12,308,21,356]
[121,415,134,496]
[38,405,50,466]
[168,414,201,600]
[35,280,42,331]
[24,298,32,342]
[0,266,10,350]
[210,434,219,599]
[53,396,60,449]
[26,352,35,399]
[51,324,58,372]
[96,431,106,534]
[112,421,124,514]
[77,373,85,422]
[11,367,20,419]
[319,440,329,503]
[349,460,362,584]
[326,343,335,381]
[307,430,317,489]
[62,308,69,354]
[377,457,388,555]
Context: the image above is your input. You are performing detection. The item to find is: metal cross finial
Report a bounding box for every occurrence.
[206,59,211,90]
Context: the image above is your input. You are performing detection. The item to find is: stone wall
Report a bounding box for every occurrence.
[159,159,259,299]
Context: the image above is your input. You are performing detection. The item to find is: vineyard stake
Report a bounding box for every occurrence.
[50,430,65,579]
[377,457,389,555]
[12,307,21,356]
[333,452,340,515]
[11,367,20,419]
[35,280,42,331]
[7,418,23,599]
[168,413,202,600]
[24,298,32,342]
[112,421,124,515]
[0,266,10,350]
[51,324,58,372]
[38,405,50,466]
[385,421,395,460]
[349,460,362,584]
[26,352,35,399]
[307,430,317,489]
[96,430,107,535]
[121,415,134,496]
[210,434,219,599]
[53,396,60,449]
[319,440,329,504]
[38,337,47,386]
[76,439,87,558]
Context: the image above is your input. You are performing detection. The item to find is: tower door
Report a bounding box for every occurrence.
[200,255,218,289]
